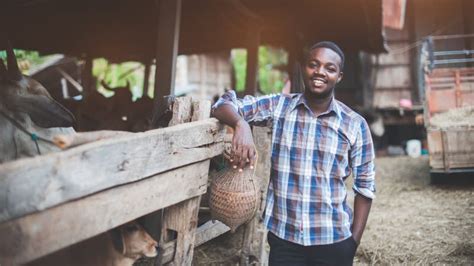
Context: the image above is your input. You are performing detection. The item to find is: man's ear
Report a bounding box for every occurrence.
[337,72,344,83]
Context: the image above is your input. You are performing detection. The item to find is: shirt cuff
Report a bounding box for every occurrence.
[211,91,240,114]
[352,181,376,200]
[212,101,239,115]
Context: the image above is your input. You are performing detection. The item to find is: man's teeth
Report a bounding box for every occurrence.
[313,79,325,86]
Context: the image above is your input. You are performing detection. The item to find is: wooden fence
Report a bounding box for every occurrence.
[0,96,272,265]
[0,97,229,265]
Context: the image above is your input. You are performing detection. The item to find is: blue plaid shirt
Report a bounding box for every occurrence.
[213,90,376,246]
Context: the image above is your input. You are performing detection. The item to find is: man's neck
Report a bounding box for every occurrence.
[303,92,333,116]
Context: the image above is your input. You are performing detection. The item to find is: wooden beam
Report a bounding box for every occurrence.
[159,97,212,265]
[194,221,230,247]
[243,28,261,96]
[0,119,225,223]
[151,0,182,127]
[82,55,93,100]
[160,197,201,266]
[143,59,151,96]
[240,127,272,265]
[0,161,210,265]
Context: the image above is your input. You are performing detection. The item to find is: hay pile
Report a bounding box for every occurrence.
[349,157,474,265]
[430,106,474,129]
[193,156,474,265]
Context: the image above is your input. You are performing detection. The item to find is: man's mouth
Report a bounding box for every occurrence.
[311,77,327,87]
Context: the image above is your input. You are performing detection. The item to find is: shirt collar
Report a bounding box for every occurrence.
[290,93,342,119]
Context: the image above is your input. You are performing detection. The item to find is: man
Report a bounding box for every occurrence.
[212,41,375,265]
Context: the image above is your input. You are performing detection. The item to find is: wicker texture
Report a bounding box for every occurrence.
[209,166,259,232]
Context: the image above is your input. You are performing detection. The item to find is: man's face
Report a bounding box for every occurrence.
[303,47,343,98]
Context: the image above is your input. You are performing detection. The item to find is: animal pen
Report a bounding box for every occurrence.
[0,97,239,264]
[0,0,386,265]
[0,96,273,265]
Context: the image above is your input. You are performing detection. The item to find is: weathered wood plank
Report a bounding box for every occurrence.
[0,118,225,223]
[169,97,193,126]
[192,100,211,122]
[158,98,211,265]
[160,196,201,266]
[428,128,474,170]
[245,127,272,265]
[194,221,230,247]
[0,161,210,265]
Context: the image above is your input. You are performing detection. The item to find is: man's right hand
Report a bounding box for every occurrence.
[231,119,257,171]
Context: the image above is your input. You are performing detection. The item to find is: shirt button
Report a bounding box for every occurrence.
[307,156,311,160]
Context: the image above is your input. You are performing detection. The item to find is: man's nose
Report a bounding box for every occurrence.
[314,66,325,76]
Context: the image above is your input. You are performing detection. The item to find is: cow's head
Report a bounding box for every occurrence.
[110,221,158,259]
[0,43,75,128]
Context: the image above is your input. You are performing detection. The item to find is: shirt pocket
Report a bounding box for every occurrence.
[314,121,351,178]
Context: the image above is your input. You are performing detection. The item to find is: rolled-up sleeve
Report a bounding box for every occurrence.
[350,118,376,199]
[212,90,280,127]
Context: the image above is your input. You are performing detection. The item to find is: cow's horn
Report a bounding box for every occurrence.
[6,41,22,81]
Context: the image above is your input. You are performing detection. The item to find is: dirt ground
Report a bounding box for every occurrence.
[193,156,474,265]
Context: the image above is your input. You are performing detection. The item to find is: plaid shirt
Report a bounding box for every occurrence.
[213,90,375,246]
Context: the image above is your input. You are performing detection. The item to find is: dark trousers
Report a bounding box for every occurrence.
[267,231,357,266]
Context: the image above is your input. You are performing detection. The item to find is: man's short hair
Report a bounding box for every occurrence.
[308,41,345,71]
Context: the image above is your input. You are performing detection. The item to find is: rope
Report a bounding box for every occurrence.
[0,110,55,155]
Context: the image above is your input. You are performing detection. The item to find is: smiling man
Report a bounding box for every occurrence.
[212,41,375,266]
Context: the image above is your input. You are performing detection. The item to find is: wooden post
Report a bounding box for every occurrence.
[159,97,212,265]
[240,127,272,265]
[146,0,182,245]
[82,55,93,100]
[143,60,151,97]
[243,28,261,96]
[151,0,182,127]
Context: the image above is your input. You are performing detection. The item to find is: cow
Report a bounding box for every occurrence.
[0,43,75,163]
[28,221,159,266]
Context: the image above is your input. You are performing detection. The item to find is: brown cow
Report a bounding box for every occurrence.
[0,42,75,163]
[29,221,159,266]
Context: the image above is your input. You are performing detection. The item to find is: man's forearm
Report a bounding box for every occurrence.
[212,103,244,128]
[351,193,372,245]
[212,103,256,168]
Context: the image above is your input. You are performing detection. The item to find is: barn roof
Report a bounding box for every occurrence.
[1,0,385,61]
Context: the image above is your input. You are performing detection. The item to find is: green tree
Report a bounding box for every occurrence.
[231,46,288,95]
[93,58,145,100]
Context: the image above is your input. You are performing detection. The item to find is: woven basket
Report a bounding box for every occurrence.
[209,164,259,232]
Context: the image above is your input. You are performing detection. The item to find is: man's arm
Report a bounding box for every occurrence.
[350,118,376,245]
[213,104,256,170]
[351,194,372,245]
[211,91,279,170]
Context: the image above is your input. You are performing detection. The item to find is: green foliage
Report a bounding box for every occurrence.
[258,46,288,94]
[231,46,288,95]
[93,58,145,100]
[3,47,288,98]
[0,49,48,73]
[231,49,247,92]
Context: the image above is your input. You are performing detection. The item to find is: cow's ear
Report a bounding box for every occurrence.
[12,95,75,128]
[110,228,126,255]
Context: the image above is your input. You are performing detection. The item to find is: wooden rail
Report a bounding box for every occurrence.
[0,97,226,265]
